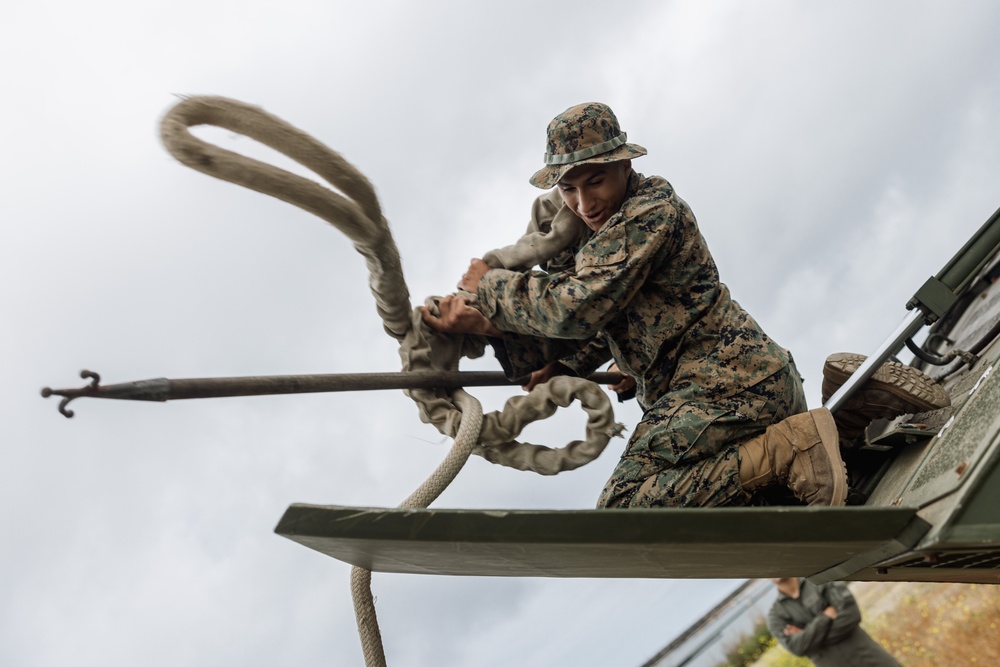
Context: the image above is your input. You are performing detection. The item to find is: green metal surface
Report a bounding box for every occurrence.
[935,205,1000,296]
[275,504,927,579]
[271,228,1000,584]
[898,361,1000,509]
[941,422,1000,547]
[912,276,959,320]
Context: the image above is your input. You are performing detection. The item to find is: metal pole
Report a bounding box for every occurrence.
[825,205,1000,413]
[823,309,926,413]
[42,370,625,418]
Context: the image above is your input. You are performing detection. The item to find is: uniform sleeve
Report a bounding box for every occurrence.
[822,582,863,643]
[487,332,597,381]
[559,337,613,378]
[767,602,833,657]
[477,199,675,340]
[488,330,611,384]
[481,192,596,380]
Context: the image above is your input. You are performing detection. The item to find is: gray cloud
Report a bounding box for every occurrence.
[4,1,1000,666]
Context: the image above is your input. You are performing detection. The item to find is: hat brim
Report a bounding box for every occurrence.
[529,143,647,189]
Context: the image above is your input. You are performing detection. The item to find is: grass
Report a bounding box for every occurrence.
[752,581,1000,667]
[714,620,777,667]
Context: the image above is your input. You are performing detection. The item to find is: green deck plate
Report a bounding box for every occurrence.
[275,504,928,579]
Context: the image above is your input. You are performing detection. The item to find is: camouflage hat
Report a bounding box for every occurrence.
[529,102,647,189]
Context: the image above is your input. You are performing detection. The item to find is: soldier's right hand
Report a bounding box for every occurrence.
[607,363,637,395]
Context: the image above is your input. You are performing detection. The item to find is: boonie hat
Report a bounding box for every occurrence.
[529,102,647,189]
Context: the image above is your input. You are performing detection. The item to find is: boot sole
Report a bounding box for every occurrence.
[824,352,950,413]
[812,408,848,507]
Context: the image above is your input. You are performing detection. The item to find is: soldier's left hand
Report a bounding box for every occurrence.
[420,295,502,337]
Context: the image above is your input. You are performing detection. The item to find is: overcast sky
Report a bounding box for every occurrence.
[3,1,1000,666]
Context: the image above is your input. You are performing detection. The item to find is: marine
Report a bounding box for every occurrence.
[422,102,947,508]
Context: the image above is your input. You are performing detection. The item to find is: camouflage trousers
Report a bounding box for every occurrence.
[597,361,807,508]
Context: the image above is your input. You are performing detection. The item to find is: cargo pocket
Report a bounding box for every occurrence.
[628,395,766,466]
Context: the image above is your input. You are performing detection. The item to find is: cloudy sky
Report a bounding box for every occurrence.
[4,1,1000,665]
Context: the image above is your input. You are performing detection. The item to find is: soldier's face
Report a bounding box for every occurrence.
[557,160,631,231]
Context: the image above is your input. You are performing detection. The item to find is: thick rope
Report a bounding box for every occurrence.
[160,95,621,475]
[160,96,411,339]
[349,568,385,667]
[352,389,483,667]
[159,95,623,665]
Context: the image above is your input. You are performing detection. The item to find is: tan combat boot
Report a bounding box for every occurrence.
[821,353,951,440]
[738,408,847,506]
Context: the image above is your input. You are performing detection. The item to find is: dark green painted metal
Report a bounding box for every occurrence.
[809,514,931,584]
[937,205,1000,294]
[274,504,925,579]
[837,562,1000,584]
[895,362,1000,510]
[944,425,1000,544]
[908,205,1000,313]
[911,276,959,320]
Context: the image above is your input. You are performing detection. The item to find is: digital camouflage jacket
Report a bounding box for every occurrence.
[478,171,789,410]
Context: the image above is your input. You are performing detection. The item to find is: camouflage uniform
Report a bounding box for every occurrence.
[478,171,806,508]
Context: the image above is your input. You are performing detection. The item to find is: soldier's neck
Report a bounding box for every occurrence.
[777,578,801,598]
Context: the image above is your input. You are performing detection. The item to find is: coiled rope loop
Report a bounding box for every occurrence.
[159,96,623,666]
[160,95,621,475]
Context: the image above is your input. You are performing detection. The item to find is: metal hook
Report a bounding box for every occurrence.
[81,370,101,387]
[58,397,76,418]
[40,369,102,418]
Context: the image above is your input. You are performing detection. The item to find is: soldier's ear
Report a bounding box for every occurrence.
[619,159,632,176]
